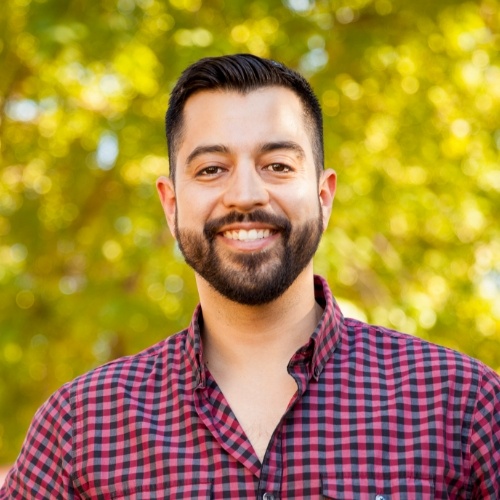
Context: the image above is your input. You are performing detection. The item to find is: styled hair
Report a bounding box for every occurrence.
[166,53,324,181]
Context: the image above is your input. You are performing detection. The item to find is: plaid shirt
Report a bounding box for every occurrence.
[2,276,499,499]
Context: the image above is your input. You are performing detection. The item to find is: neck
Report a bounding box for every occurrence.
[197,266,322,372]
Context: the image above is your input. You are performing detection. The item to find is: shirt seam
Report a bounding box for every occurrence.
[463,361,488,497]
[69,382,78,491]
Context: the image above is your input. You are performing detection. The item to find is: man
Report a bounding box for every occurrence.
[1,54,499,499]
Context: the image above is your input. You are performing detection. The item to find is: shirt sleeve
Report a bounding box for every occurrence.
[0,384,78,499]
[468,363,500,498]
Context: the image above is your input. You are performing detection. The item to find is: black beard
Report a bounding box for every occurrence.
[175,209,323,305]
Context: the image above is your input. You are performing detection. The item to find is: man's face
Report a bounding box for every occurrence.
[158,87,335,305]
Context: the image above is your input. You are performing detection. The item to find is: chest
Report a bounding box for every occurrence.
[72,367,471,499]
[216,373,299,462]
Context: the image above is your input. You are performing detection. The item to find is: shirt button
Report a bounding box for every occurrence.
[263,494,275,500]
[375,495,386,500]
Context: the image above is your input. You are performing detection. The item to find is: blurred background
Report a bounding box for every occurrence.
[1,0,499,466]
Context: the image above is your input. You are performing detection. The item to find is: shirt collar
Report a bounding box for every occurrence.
[185,304,205,386]
[184,275,344,383]
[308,275,344,379]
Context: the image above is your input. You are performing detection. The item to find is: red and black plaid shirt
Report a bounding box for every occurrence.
[2,276,499,499]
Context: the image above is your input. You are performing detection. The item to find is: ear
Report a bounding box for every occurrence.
[318,168,337,230]
[156,175,177,239]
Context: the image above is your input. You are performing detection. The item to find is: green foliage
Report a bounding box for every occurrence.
[1,0,499,463]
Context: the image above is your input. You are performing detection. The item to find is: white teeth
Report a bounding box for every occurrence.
[223,229,272,241]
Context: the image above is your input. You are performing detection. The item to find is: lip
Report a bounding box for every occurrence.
[216,223,280,251]
[217,222,277,232]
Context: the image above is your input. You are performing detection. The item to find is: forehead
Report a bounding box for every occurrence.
[178,87,312,157]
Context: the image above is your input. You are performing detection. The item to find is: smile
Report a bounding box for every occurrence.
[222,229,273,241]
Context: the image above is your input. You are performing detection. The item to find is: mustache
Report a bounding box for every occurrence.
[203,210,292,240]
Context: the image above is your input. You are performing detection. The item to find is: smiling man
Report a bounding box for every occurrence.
[1,54,499,499]
[158,86,332,306]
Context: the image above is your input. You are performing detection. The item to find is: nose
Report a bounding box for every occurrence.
[222,164,270,211]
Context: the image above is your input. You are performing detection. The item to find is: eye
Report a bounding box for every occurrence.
[264,163,292,173]
[198,165,224,176]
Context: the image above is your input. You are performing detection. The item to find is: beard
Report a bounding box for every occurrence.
[175,208,323,305]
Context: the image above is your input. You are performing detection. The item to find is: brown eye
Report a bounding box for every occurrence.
[199,166,223,176]
[265,163,291,172]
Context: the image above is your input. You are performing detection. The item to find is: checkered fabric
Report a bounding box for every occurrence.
[1,276,499,499]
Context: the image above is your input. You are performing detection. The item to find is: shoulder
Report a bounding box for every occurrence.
[344,316,487,366]
[336,316,500,433]
[24,330,192,455]
[340,316,500,396]
[74,330,188,390]
[42,330,189,412]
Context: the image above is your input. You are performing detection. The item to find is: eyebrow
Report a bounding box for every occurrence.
[185,144,230,165]
[259,141,306,160]
[184,140,306,166]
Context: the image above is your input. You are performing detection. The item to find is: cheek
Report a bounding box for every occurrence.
[175,193,216,229]
[278,185,320,218]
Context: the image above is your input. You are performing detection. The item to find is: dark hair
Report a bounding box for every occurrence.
[166,54,324,181]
